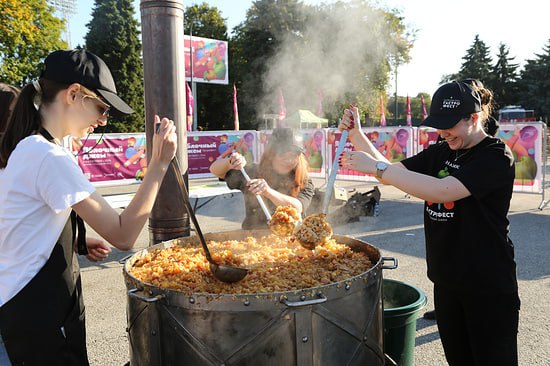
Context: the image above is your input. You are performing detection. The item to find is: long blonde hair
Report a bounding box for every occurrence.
[259,143,309,197]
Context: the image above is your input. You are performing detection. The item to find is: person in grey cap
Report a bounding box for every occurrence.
[338,81,519,366]
[0,49,177,365]
[210,128,315,229]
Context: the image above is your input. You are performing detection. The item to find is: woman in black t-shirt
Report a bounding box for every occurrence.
[339,81,519,366]
[210,128,315,229]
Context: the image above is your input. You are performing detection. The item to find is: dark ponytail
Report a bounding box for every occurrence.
[0,79,68,168]
[0,83,20,134]
[460,78,498,137]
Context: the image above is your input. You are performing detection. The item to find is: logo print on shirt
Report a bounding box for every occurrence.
[426,201,455,221]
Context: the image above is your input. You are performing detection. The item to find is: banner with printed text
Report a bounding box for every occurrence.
[71,133,147,186]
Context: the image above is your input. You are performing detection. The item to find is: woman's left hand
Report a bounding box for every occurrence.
[85,237,112,262]
[247,178,271,196]
[339,151,377,174]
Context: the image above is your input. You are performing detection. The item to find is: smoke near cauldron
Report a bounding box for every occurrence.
[258,1,410,124]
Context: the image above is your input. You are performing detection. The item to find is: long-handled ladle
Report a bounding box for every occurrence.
[171,157,248,283]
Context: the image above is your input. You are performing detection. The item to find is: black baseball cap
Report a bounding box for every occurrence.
[270,128,304,154]
[421,81,481,130]
[41,49,134,115]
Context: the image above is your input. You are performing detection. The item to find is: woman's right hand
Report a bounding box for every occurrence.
[151,115,177,167]
[228,152,246,170]
[338,105,361,136]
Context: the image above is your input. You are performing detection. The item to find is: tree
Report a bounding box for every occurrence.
[441,35,493,85]
[185,3,231,130]
[0,0,67,85]
[459,35,493,84]
[85,0,144,133]
[517,40,550,123]
[230,0,309,129]
[231,0,413,129]
[491,43,519,108]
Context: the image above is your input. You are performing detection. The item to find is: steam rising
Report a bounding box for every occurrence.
[260,1,405,122]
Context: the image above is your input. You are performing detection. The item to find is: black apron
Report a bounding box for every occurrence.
[0,129,89,365]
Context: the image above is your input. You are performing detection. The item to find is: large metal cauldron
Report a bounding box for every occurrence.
[123,230,397,366]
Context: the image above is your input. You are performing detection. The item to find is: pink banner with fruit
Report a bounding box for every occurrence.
[184,35,228,85]
[327,127,415,182]
[257,129,326,178]
[498,122,545,193]
[415,127,441,153]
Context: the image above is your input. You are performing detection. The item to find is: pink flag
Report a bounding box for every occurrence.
[316,90,324,117]
[380,95,387,127]
[406,95,412,126]
[421,95,428,122]
[233,84,239,131]
[278,89,286,127]
[185,82,193,131]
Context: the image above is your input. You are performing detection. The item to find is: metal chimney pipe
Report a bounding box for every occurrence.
[141,0,190,245]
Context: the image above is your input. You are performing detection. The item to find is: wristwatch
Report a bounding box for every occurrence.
[375,161,388,178]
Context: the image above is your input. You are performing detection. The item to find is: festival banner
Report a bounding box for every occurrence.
[72,133,147,186]
[415,126,440,154]
[302,129,327,178]
[184,35,228,85]
[498,122,545,193]
[258,129,327,178]
[327,127,415,182]
[188,131,258,178]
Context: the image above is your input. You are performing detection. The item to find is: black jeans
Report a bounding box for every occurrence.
[434,285,520,366]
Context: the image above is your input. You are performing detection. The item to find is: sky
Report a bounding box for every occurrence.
[67,0,550,97]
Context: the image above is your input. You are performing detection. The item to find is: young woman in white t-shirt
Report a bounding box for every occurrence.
[0,49,177,365]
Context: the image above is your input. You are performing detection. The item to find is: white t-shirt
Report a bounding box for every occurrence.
[0,135,95,305]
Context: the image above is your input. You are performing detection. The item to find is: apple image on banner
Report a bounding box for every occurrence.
[308,151,323,169]
[213,60,226,78]
[515,156,537,181]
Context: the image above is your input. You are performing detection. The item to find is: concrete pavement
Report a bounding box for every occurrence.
[81,169,550,365]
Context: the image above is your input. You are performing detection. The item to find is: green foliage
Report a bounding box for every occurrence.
[517,40,550,122]
[185,3,231,130]
[85,0,144,133]
[443,35,550,122]
[231,0,413,129]
[0,0,67,86]
[230,0,309,129]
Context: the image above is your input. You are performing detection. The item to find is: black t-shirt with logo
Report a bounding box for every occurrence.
[402,136,518,293]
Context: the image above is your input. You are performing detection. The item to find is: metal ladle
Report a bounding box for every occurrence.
[171,158,248,283]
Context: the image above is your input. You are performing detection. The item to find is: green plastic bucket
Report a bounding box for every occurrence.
[383,279,428,366]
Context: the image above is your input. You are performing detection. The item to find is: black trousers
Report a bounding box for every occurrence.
[434,285,520,366]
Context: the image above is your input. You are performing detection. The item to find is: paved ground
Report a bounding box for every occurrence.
[81,164,550,365]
